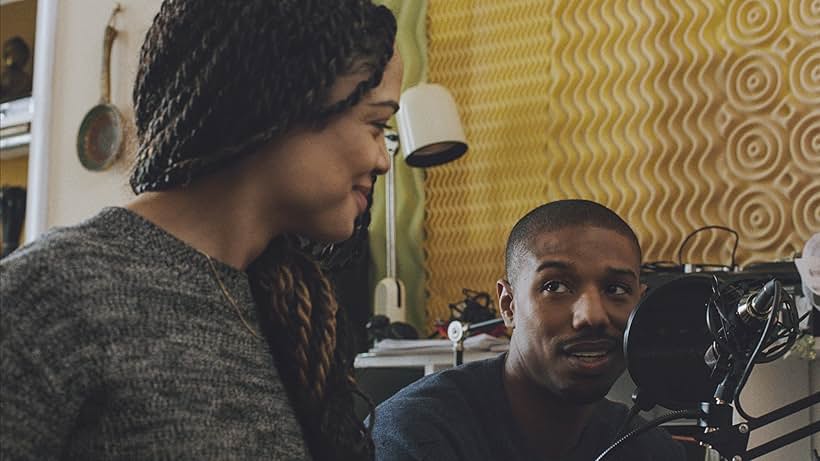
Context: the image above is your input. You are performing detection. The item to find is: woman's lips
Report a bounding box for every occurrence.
[353,187,370,215]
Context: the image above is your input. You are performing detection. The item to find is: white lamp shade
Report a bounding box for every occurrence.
[396,83,468,167]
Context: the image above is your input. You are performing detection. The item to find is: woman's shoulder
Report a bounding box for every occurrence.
[3,211,118,277]
[0,209,152,316]
[2,206,165,272]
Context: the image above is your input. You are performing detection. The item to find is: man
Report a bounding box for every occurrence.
[370,199,686,460]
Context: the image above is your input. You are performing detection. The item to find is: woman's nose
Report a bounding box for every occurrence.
[374,134,393,175]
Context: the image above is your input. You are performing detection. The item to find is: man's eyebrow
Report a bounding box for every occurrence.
[534,261,638,281]
[369,101,400,113]
[535,260,573,273]
[606,266,639,280]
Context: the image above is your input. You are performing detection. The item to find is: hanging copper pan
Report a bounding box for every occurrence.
[77,5,123,171]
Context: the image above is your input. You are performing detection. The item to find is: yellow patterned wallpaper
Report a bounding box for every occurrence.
[423,0,819,329]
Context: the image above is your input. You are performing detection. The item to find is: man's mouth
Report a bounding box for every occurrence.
[562,338,619,353]
[569,350,610,359]
[561,338,621,371]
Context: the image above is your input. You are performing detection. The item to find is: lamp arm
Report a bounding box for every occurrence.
[384,133,398,279]
[373,131,406,322]
[465,317,505,334]
[385,142,397,280]
[448,318,506,366]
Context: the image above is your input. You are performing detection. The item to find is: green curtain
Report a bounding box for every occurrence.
[370,0,428,333]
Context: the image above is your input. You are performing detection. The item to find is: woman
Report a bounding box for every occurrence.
[0,0,402,459]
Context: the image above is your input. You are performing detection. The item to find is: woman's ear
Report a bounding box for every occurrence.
[497,278,515,328]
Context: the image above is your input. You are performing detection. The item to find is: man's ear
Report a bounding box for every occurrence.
[497,278,515,328]
[639,282,648,299]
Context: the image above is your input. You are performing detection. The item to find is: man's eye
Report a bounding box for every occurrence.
[372,122,393,131]
[606,284,631,296]
[543,281,569,293]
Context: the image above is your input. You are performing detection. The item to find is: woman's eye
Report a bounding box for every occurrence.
[372,122,393,131]
[543,281,569,293]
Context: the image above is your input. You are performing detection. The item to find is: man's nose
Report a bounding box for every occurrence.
[572,288,610,330]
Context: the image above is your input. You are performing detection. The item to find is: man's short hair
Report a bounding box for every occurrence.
[504,199,641,285]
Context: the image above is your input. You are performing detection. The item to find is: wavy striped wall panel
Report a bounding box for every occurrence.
[424,0,819,330]
[425,1,553,326]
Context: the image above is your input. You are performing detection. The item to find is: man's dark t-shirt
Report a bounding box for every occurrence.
[370,353,686,461]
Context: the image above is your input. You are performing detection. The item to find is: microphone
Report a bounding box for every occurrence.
[704,279,777,371]
[613,274,810,461]
[624,274,799,410]
[737,278,776,322]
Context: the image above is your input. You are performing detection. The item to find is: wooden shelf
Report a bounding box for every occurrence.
[0,96,33,157]
[0,139,29,159]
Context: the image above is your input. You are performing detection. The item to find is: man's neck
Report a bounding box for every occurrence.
[502,353,599,459]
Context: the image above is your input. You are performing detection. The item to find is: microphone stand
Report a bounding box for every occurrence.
[601,383,819,461]
[693,353,820,461]
[664,332,818,460]
[694,393,820,460]
[600,277,818,461]
[447,318,505,367]
[694,279,819,460]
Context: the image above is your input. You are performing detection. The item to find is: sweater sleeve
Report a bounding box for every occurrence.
[1,329,76,459]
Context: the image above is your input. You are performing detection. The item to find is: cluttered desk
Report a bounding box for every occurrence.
[354,333,508,375]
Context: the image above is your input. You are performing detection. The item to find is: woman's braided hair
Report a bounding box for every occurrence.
[131,0,396,193]
[131,1,396,459]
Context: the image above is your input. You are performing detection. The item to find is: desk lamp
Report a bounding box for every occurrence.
[374,83,468,324]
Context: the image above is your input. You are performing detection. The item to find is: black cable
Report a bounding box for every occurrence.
[595,409,701,461]
[613,404,642,441]
[702,277,802,421]
[640,260,683,272]
[706,275,733,353]
[734,286,797,421]
[734,284,784,422]
[752,292,799,365]
[678,225,739,269]
[735,296,799,422]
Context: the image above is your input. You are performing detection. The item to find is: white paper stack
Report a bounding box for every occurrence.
[369,333,509,356]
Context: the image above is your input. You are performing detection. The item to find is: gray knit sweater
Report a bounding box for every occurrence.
[0,207,310,460]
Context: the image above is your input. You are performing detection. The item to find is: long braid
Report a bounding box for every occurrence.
[249,239,372,460]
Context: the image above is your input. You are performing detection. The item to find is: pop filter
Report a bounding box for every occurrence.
[624,274,721,410]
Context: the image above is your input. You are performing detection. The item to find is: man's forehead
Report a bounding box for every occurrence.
[530,225,610,247]
[522,226,640,266]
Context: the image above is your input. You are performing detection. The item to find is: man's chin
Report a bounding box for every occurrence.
[557,377,617,405]
[562,387,611,405]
